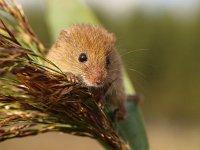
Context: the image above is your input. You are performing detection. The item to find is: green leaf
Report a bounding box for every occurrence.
[118,101,149,150]
[46,0,99,39]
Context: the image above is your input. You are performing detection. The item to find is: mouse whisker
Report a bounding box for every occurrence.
[119,48,149,58]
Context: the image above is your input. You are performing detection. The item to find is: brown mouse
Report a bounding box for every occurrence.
[46,24,127,120]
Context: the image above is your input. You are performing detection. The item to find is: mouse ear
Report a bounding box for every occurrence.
[53,30,69,48]
[58,29,69,40]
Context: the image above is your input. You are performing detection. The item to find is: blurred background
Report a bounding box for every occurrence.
[0,0,200,150]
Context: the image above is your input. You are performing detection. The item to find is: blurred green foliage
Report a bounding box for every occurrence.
[94,10,200,122]
[22,4,51,47]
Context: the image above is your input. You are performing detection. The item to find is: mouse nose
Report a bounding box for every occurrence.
[93,74,103,85]
[90,70,106,86]
[94,76,103,85]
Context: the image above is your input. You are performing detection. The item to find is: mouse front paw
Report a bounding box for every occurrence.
[65,72,79,84]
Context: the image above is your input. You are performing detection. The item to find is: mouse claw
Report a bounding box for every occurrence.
[115,108,127,121]
[65,72,79,84]
[111,106,127,122]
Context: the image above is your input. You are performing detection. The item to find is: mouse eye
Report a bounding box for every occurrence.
[106,56,110,66]
[79,53,87,62]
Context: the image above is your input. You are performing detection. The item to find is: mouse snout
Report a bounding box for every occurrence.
[93,74,103,85]
[89,69,106,86]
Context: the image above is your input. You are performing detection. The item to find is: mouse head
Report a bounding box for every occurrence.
[52,24,116,87]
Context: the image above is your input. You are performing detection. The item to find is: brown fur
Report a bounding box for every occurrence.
[46,24,126,118]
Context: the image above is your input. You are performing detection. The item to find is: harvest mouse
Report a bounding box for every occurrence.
[46,24,127,120]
